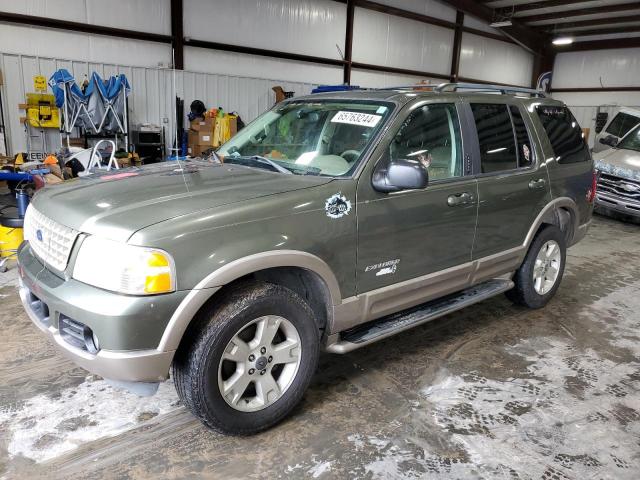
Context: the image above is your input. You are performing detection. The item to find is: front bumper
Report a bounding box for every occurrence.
[17,243,187,382]
[595,193,640,219]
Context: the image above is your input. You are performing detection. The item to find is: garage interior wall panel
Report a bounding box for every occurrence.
[0,0,171,34]
[0,53,316,155]
[367,0,456,22]
[552,49,640,148]
[459,33,534,87]
[350,69,442,88]
[553,49,640,89]
[352,8,453,76]
[183,47,342,85]
[184,0,346,60]
[0,24,172,68]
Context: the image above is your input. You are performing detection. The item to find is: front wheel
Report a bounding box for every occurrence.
[506,225,566,309]
[172,282,320,434]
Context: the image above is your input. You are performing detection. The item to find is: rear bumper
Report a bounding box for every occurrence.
[17,243,186,382]
[595,193,640,219]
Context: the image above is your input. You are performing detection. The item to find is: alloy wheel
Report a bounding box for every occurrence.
[532,240,562,295]
[217,315,302,412]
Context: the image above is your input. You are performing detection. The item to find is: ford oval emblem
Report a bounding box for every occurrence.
[36,229,43,242]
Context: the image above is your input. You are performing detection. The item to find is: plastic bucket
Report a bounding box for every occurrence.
[0,226,23,258]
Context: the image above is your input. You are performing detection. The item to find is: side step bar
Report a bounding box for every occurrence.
[325,279,514,354]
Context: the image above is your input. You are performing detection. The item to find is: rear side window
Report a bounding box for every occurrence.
[535,106,589,164]
[471,103,517,173]
[605,112,640,137]
[510,105,533,168]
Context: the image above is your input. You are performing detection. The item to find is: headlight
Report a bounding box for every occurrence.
[72,236,176,295]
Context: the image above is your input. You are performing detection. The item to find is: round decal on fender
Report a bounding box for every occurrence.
[325,193,352,219]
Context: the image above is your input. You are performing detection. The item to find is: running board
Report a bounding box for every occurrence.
[325,279,514,354]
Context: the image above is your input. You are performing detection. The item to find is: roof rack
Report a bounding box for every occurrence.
[434,82,547,97]
[371,82,546,98]
[371,84,437,91]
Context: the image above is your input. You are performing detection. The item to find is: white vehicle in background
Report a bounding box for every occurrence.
[593,107,640,153]
[594,123,640,220]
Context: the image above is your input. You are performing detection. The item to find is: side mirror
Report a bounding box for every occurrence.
[372,158,429,193]
[599,135,618,147]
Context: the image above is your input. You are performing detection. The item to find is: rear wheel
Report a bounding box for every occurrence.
[506,225,566,309]
[172,282,319,434]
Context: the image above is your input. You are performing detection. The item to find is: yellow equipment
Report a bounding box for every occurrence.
[0,225,23,258]
[25,93,60,129]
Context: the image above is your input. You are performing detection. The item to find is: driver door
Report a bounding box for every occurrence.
[356,100,478,295]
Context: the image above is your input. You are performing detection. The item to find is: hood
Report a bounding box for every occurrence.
[32,161,332,242]
[594,148,640,182]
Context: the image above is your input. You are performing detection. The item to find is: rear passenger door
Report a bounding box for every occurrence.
[466,101,551,259]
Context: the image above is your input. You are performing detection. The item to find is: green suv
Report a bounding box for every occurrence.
[18,83,595,434]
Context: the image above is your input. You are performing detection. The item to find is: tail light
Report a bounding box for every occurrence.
[586,169,598,203]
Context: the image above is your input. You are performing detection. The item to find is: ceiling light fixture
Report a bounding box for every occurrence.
[490,20,513,28]
[552,36,574,45]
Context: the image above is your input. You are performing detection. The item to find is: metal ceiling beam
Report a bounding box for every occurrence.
[0,11,172,43]
[519,3,640,23]
[184,39,346,68]
[436,0,547,53]
[354,0,457,30]
[497,0,613,14]
[542,14,640,30]
[552,86,640,92]
[332,0,517,45]
[560,25,640,37]
[350,61,451,80]
[553,36,640,51]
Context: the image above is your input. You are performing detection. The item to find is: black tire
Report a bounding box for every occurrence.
[506,224,566,309]
[172,281,320,435]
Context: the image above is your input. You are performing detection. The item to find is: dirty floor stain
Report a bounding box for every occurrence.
[1,214,639,479]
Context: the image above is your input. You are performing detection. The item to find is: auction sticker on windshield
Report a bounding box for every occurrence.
[331,111,382,128]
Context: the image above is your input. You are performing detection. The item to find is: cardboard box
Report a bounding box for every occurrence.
[229,116,238,137]
[198,131,214,146]
[188,130,198,146]
[190,117,214,132]
[582,127,590,142]
[188,145,209,157]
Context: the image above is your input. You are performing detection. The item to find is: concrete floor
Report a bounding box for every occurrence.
[1,214,639,479]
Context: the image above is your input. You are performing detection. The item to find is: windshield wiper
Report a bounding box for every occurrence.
[232,155,293,175]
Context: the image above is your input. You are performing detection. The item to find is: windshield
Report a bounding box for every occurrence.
[617,123,640,152]
[217,100,393,176]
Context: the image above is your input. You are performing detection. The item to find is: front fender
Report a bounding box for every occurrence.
[157,250,341,352]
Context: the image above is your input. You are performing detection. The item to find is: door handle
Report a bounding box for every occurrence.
[529,178,546,190]
[447,192,473,207]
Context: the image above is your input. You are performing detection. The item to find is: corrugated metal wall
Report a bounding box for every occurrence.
[552,48,640,148]
[0,52,317,154]
[0,0,536,155]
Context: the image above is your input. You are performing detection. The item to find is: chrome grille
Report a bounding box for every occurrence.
[597,174,640,202]
[23,205,79,271]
